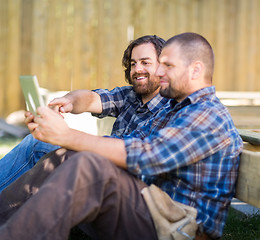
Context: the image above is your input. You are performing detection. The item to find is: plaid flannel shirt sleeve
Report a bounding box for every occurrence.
[92,86,133,118]
[124,103,233,176]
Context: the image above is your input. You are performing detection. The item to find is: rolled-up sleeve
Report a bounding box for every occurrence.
[92,87,133,118]
[124,112,232,176]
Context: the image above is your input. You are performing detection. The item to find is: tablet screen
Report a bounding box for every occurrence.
[19,75,44,115]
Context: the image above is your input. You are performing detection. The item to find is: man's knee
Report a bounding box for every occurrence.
[71,152,118,181]
[40,148,76,168]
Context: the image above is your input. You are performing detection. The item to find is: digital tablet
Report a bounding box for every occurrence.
[19,75,45,115]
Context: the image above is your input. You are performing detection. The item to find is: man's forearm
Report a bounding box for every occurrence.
[64,90,102,114]
[31,107,126,168]
[59,128,127,169]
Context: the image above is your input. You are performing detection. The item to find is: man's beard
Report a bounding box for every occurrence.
[159,86,172,99]
[131,73,160,96]
[160,82,187,101]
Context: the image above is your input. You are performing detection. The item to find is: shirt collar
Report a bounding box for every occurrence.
[145,93,169,113]
[128,90,169,113]
[187,86,216,104]
[170,86,216,109]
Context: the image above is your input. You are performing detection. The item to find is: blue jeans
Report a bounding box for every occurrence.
[0,134,60,192]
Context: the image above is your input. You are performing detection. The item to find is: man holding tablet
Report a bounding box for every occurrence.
[0,35,168,192]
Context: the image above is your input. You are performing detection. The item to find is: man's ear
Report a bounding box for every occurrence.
[191,61,203,79]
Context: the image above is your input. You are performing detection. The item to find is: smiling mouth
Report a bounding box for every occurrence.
[136,76,147,81]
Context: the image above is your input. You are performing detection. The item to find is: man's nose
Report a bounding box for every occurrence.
[135,63,145,73]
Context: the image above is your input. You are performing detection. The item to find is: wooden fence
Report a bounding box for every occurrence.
[0,0,260,117]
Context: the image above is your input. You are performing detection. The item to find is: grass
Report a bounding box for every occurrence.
[222,208,260,240]
[1,136,260,240]
[0,135,23,158]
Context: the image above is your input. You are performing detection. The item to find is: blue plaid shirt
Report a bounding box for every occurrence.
[93,86,169,137]
[124,86,243,239]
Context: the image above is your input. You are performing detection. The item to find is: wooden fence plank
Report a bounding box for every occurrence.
[235,149,260,209]
[6,0,21,114]
[20,0,32,75]
[0,1,8,116]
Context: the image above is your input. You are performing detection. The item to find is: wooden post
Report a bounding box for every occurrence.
[235,149,260,209]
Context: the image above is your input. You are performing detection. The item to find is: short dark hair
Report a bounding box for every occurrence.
[122,35,165,84]
[165,32,215,82]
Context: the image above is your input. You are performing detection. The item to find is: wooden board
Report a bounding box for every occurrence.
[235,149,260,208]
[238,129,260,145]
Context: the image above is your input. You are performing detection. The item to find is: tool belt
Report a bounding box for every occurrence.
[141,184,198,240]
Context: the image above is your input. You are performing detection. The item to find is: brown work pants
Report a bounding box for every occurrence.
[0,148,157,240]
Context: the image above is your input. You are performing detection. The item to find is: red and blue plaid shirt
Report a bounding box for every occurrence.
[124,86,243,238]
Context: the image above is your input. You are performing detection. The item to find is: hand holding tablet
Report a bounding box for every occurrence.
[19,75,44,116]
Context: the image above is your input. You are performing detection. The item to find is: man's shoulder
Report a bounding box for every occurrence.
[115,86,135,94]
[93,85,134,94]
[111,86,137,99]
[93,86,137,102]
